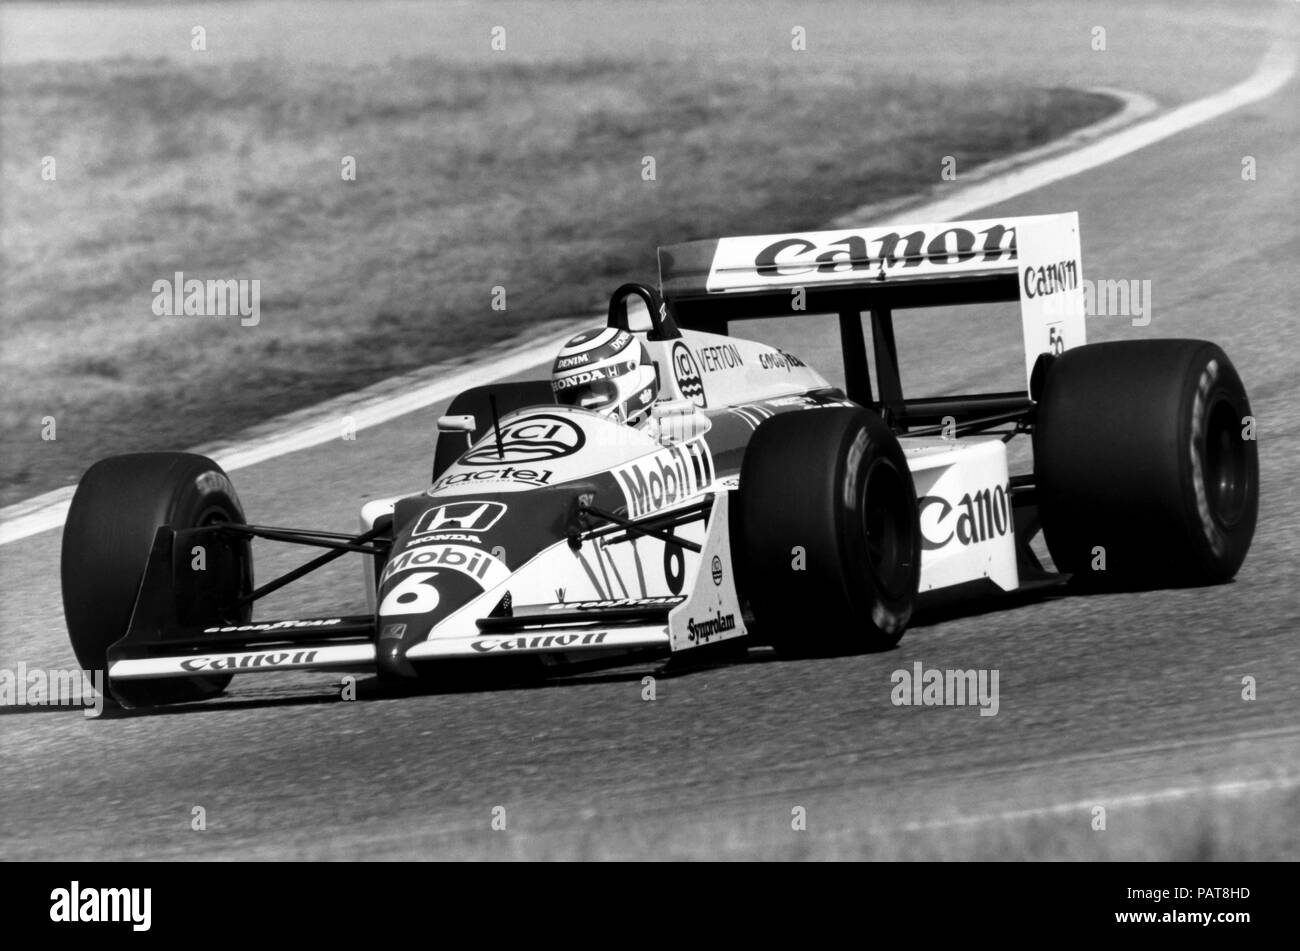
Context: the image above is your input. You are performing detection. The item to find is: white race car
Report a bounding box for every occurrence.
[61,212,1258,707]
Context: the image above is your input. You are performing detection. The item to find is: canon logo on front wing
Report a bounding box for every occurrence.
[181,649,320,672]
[472,632,610,653]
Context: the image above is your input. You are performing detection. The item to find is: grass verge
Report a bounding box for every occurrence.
[0,55,1117,505]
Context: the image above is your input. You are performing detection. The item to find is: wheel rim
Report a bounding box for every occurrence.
[196,505,252,625]
[861,459,913,601]
[1203,397,1249,529]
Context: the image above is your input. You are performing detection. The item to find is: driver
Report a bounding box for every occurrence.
[551,328,659,426]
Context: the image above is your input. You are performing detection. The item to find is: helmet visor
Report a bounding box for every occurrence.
[553,375,620,412]
[552,359,639,414]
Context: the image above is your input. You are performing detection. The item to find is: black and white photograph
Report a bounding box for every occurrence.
[0,0,1295,888]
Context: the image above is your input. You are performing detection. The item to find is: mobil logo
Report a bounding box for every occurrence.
[614,438,714,519]
[380,542,510,588]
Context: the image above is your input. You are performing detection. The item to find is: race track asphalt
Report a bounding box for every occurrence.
[1,1,1297,860]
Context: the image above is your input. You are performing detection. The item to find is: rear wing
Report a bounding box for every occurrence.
[658,213,1085,397]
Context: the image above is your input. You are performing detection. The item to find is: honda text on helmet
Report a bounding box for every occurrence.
[551,328,659,425]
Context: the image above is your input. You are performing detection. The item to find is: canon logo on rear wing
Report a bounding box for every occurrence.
[752,224,1016,278]
[663,212,1083,393]
[698,220,1021,293]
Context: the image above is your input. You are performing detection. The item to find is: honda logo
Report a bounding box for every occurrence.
[413,501,508,535]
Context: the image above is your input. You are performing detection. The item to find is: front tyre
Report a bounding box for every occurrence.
[61,452,253,706]
[736,407,920,655]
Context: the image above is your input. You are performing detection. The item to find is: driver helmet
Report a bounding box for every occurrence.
[551,327,659,426]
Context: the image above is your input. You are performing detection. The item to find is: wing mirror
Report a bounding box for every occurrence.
[437,414,477,434]
[437,414,477,453]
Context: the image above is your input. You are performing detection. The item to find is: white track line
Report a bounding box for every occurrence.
[0,41,1293,547]
[0,323,591,546]
[888,40,1296,225]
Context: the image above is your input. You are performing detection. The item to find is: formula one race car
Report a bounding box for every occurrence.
[61,213,1259,707]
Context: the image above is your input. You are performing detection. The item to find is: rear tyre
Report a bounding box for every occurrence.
[1034,340,1257,587]
[736,408,920,655]
[61,452,253,706]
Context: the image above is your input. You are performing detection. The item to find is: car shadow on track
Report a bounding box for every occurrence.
[911,575,1074,629]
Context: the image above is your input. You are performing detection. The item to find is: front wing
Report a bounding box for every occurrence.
[104,499,747,701]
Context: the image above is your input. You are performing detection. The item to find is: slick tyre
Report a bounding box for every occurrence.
[61,452,253,706]
[1034,340,1257,588]
[737,407,920,655]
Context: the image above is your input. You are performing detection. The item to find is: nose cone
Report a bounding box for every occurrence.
[376,621,418,679]
[374,548,507,678]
